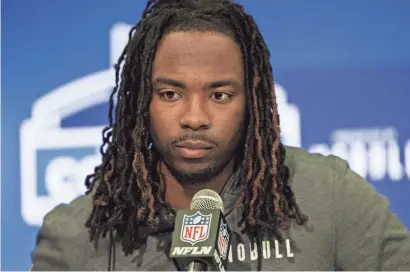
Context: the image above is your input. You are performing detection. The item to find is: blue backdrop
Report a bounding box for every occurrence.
[2,0,410,270]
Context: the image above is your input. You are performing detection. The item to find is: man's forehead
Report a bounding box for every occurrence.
[152,31,244,82]
[154,32,240,60]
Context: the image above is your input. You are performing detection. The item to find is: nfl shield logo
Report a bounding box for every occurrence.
[180,211,212,245]
[217,220,230,259]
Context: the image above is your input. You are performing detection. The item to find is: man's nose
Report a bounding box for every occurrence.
[179,98,211,131]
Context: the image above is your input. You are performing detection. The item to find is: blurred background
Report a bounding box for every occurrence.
[2,0,410,270]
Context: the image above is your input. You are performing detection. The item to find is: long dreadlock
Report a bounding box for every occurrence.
[85,0,308,256]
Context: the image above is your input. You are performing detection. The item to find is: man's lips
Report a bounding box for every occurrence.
[175,141,214,149]
[174,141,214,159]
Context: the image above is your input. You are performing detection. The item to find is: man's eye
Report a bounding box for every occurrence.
[211,92,232,102]
[160,91,181,100]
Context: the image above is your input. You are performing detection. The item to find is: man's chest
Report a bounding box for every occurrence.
[86,215,335,271]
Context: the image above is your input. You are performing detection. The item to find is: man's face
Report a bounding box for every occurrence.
[149,31,246,185]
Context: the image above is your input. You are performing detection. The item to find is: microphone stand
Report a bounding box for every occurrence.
[187,260,206,272]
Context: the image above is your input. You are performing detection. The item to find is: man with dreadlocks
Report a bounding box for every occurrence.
[31,0,410,271]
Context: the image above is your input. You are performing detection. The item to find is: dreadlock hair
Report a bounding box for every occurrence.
[85,0,308,256]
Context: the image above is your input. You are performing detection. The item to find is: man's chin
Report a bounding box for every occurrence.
[171,169,216,185]
[167,163,220,185]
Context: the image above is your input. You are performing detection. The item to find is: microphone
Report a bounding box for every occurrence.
[170,189,232,271]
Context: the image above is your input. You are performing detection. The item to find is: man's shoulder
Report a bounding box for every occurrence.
[284,145,349,175]
[39,193,93,244]
[44,193,92,228]
[32,193,98,270]
[283,145,353,194]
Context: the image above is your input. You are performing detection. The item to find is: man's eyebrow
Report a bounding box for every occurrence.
[153,77,187,89]
[205,79,240,89]
[153,77,241,90]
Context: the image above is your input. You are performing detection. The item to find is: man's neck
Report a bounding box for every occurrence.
[158,160,234,210]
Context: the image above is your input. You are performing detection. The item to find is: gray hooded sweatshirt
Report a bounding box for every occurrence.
[31,147,410,270]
